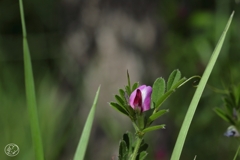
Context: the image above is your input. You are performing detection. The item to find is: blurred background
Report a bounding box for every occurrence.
[1,0,240,159]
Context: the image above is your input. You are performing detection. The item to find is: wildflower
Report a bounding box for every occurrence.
[129,85,152,112]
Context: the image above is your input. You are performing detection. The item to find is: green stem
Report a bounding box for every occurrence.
[131,136,142,160]
[132,121,139,131]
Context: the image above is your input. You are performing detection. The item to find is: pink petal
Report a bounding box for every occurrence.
[140,86,152,111]
[129,85,152,112]
[129,85,146,109]
[133,89,142,107]
[129,89,137,109]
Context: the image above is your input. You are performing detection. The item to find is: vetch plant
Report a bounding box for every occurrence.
[213,82,240,137]
[109,11,234,160]
[110,70,199,160]
[214,83,240,159]
[18,0,235,159]
[214,83,240,137]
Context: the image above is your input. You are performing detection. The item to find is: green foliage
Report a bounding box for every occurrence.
[151,78,165,106]
[124,132,134,152]
[119,140,128,160]
[142,125,165,133]
[119,132,149,160]
[119,89,127,102]
[125,70,132,96]
[115,95,126,108]
[111,69,199,131]
[153,70,198,111]
[0,74,70,160]
[147,109,169,123]
[19,0,44,159]
[233,145,240,160]
[125,85,132,98]
[109,72,141,121]
[138,140,148,153]
[111,69,199,160]
[170,11,234,160]
[137,151,148,160]
[214,83,240,138]
[110,102,129,116]
[119,132,133,160]
[110,89,136,119]
[110,67,201,160]
[132,82,140,92]
[136,113,145,130]
[167,69,181,91]
[214,107,235,124]
[73,86,101,160]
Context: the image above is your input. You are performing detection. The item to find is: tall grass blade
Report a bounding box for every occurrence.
[233,145,240,160]
[170,11,234,160]
[19,0,44,160]
[74,86,101,160]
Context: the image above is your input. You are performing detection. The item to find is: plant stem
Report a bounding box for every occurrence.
[132,121,139,131]
[130,136,143,160]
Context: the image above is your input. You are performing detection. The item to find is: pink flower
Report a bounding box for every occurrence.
[129,85,152,112]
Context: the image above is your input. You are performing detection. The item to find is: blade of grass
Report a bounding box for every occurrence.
[193,155,197,160]
[19,0,44,160]
[233,145,240,160]
[170,11,234,160]
[73,86,101,160]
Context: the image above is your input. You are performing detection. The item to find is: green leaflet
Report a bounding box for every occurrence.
[119,89,126,101]
[154,77,187,111]
[214,107,235,125]
[142,124,165,133]
[167,69,181,91]
[148,109,169,124]
[132,82,140,92]
[115,95,125,108]
[138,151,148,160]
[151,78,165,107]
[119,140,128,160]
[110,102,129,116]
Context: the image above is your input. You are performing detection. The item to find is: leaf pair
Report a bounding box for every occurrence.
[152,69,195,112]
[150,70,200,124]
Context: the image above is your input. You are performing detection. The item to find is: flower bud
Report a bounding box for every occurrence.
[129,85,152,112]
